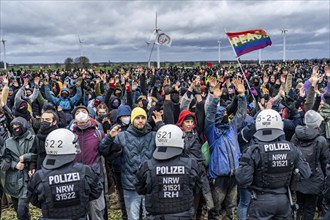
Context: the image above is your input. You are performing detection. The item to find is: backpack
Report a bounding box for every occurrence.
[297,136,319,174]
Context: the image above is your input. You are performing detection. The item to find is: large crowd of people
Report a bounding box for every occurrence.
[0,59,330,219]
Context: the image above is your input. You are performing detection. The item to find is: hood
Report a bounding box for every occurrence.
[116,105,132,121]
[10,117,30,135]
[215,106,226,127]
[109,95,121,109]
[295,125,320,141]
[96,95,104,102]
[61,87,70,94]
[177,110,196,128]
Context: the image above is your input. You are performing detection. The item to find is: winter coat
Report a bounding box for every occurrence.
[204,94,247,179]
[2,118,37,198]
[114,124,157,190]
[291,126,328,194]
[73,120,105,182]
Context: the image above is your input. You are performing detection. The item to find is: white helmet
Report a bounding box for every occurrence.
[43,129,79,169]
[254,109,284,142]
[153,124,184,160]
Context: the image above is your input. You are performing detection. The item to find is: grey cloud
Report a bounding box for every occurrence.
[0,0,328,64]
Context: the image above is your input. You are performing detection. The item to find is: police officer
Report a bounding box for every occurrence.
[135,124,211,220]
[236,109,311,219]
[27,128,103,220]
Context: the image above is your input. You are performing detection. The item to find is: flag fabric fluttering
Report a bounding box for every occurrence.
[226,29,272,57]
[155,32,172,47]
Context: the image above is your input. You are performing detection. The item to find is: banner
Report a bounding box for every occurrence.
[226,29,272,57]
[155,32,172,47]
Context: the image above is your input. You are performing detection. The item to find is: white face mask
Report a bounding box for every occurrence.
[121,116,130,125]
[75,112,89,122]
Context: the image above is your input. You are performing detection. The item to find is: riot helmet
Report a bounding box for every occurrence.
[253,109,284,142]
[43,128,80,169]
[153,124,184,160]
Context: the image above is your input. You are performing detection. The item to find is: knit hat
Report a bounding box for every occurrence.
[304,110,323,128]
[131,107,147,124]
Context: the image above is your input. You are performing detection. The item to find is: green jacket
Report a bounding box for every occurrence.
[2,130,37,198]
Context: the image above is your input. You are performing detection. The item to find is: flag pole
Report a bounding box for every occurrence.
[225,29,253,100]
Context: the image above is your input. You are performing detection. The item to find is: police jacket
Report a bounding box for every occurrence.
[27,161,102,219]
[135,156,203,217]
[204,94,246,178]
[1,129,38,198]
[236,136,311,194]
[291,126,328,194]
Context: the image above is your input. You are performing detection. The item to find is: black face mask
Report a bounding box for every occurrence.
[97,114,106,121]
[254,81,259,87]
[12,126,23,137]
[221,115,229,124]
[263,94,270,101]
[142,100,148,109]
[40,121,51,130]
[62,93,69,99]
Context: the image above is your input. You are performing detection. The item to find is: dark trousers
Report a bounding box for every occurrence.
[113,170,128,220]
[208,176,237,220]
[296,192,318,220]
[11,197,30,220]
[248,193,291,220]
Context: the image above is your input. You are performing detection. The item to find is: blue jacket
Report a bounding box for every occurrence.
[204,94,247,179]
[45,87,82,111]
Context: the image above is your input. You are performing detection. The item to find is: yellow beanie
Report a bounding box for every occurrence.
[131,107,147,124]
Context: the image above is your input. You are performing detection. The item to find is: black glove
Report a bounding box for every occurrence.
[0,159,11,171]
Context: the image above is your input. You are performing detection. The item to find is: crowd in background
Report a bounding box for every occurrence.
[0,59,330,219]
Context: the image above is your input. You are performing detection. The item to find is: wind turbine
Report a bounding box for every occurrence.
[218,40,221,64]
[78,35,84,57]
[281,29,288,62]
[146,12,161,68]
[1,39,6,70]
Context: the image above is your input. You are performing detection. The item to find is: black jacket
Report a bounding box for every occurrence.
[291,126,329,194]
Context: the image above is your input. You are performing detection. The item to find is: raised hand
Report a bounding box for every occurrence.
[109,125,121,137]
[233,78,245,95]
[213,83,223,99]
[208,76,217,89]
[325,66,330,78]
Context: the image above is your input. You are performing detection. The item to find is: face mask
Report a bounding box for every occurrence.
[40,121,51,130]
[75,112,89,122]
[221,115,229,124]
[142,100,148,109]
[62,93,69,99]
[121,116,130,125]
[115,92,121,98]
[97,114,106,121]
[12,126,23,137]
[263,94,270,101]
[112,101,119,108]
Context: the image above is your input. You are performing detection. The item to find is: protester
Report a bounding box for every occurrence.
[100,107,163,219]
[1,117,38,220]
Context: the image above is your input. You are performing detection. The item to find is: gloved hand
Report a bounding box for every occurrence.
[0,159,11,171]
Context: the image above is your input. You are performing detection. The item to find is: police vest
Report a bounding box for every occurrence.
[38,163,90,219]
[254,141,295,189]
[145,157,195,214]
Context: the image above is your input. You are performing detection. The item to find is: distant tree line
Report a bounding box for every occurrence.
[64,56,90,70]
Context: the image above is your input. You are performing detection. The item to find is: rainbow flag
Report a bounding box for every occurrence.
[226,29,272,57]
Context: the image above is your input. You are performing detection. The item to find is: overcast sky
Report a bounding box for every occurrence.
[0,0,329,64]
